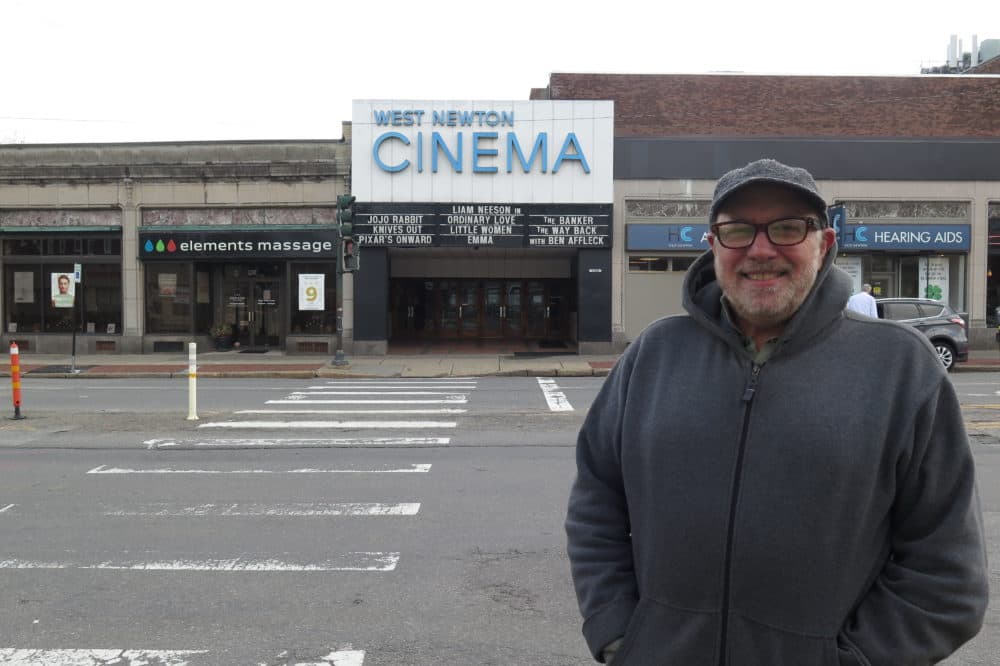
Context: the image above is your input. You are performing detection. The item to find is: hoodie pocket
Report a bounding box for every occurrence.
[613,596,718,665]
[727,613,845,666]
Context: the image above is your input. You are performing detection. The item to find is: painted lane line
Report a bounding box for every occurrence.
[0,552,400,571]
[290,391,467,396]
[0,504,16,514]
[310,650,366,666]
[197,420,457,429]
[537,377,574,412]
[89,464,433,474]
[307,384,477,389]
[235,408,467,415]
[0,648,364,666]
[267,398,467,404]
[0,649,209,665]
[144,437,450,449]
[105,502,420,517]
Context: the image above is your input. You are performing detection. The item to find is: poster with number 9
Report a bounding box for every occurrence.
[298,274,325,311]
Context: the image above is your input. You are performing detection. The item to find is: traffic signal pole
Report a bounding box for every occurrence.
[332,194,356,367]
[333,226,347,366]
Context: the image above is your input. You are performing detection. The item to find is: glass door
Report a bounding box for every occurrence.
[504,281,524,338]
[525,280,568,340]
[483,281,503,338]
[252,280,280,350]
[458,282,479,337]
[526,281,547,338]
[220,264,283,351]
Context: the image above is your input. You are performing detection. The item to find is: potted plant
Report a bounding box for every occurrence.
[209,323,233,350]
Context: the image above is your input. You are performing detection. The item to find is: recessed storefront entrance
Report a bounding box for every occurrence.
[219,263,283,351]
[390,278,571,344]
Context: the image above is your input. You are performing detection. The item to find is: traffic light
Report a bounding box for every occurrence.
[337,194,356,239]
[342,238,360,272]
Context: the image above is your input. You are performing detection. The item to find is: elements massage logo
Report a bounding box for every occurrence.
[144,239,177,253]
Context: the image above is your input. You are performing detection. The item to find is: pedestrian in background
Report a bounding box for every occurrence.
[846,282,878,318]
[565,158,987,665]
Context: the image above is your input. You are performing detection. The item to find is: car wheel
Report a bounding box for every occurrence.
[934,341,956,371]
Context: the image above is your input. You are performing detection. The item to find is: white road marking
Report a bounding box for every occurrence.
[235,409,467,415]
[197,420,456,429]
[105,502,420,517]
[307,384,476,389]
[0,552,400,571]
[144,437,449,449]
[89,464,432,474]
[299,649,365,666]
[0,504,16,514]
[290,391,465,396]
[266,398,467,404]
[537,377,574,412]
[0,648,365,666]
[0,649,208,665]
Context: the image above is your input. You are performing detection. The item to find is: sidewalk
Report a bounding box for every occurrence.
[0,349,620,379]
[2,349,998,380]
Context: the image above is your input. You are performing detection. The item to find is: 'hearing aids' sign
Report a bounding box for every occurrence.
[839,224,970,251]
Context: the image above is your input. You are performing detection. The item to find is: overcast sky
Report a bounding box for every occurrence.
[2,0,997,144]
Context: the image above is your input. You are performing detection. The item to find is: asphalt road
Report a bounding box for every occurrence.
[0,375,996,665]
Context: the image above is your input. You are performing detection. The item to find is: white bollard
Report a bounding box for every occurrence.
[186,342,198,421]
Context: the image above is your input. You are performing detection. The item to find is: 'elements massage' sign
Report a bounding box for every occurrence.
[355,202,612,248]
[138,230,337,260]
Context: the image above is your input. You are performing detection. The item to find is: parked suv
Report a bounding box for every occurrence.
[875,298,969,371]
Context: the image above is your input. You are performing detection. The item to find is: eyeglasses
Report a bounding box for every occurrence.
[710,217,823,249]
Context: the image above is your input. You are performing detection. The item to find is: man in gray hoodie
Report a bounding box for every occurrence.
[566,158,987,665]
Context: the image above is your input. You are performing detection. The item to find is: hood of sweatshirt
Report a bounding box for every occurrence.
[681,239,853,359]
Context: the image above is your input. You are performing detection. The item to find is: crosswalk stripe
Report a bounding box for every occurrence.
[144,437,449,449]
[290,391,466,396]
[197,420,456,429]
[105,503,420,517]
[0,648,366,665]
[307,384,476,389]
[266,398,467,404]
[0,552,400,571]
[88,464,432,474]
[234,409,466,415]
[0,504,15,514]
[0,649,209,665]
[537,377,574,412]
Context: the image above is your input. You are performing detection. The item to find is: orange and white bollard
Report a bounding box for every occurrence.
[10,341,25,420]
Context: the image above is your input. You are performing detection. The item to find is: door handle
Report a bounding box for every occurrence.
[500,306,505,318]
[459,306,463,319]
[545,306,550,318]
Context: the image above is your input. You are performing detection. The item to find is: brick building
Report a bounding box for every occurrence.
[533,73,1000,348]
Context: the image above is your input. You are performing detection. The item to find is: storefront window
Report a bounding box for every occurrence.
[3,233,122,335]
[290,262,335,335]
[627,256,696,272]
[145,263,193,333]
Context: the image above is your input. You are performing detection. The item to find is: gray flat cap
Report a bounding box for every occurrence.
[710,158,828,225]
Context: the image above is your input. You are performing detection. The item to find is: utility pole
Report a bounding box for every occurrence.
[333,194,356,366]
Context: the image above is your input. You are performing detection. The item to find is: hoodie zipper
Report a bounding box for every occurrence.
[718,363,761,665]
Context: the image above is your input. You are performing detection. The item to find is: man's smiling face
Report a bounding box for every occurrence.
[708,183,835,343]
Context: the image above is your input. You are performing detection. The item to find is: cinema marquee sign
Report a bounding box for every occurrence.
[138,230,337,260]
[355,202,612,248]
[352,100,614,205]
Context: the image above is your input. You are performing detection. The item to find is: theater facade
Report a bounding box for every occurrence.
[349,100,614,355]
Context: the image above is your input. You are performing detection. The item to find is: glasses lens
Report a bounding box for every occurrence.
[767,218,809,245]
[716,222,756,248]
